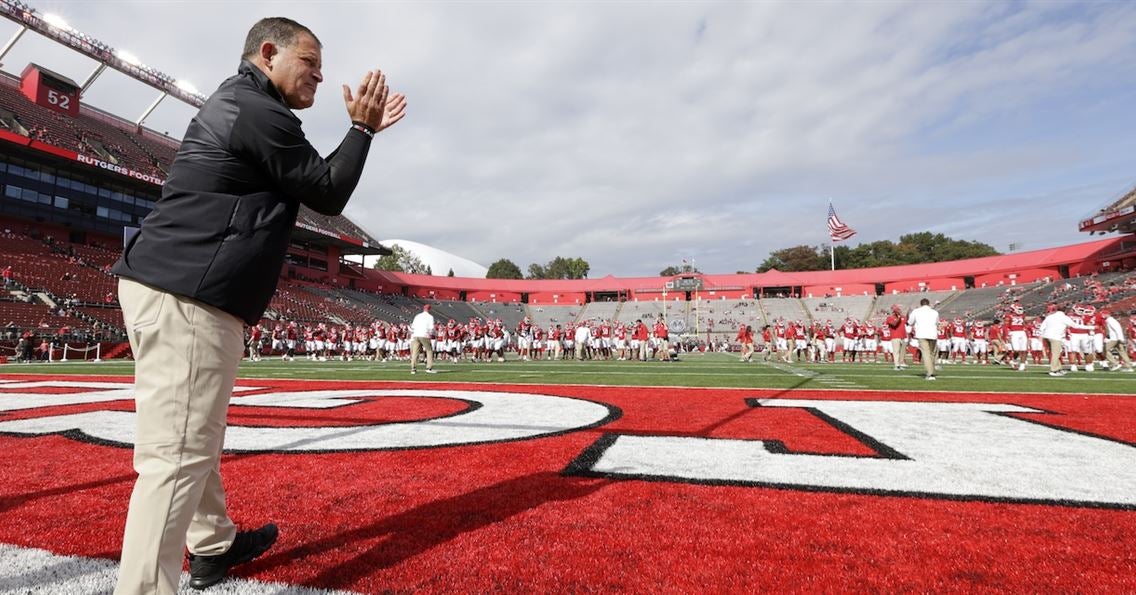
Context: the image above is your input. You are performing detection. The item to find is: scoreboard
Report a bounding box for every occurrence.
[20,63,80,117]
[671,276,703,291]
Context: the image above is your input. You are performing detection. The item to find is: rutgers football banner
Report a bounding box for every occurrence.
[0,376,1133,592]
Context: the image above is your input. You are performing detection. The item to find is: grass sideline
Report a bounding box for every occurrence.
[6,351,1134,393]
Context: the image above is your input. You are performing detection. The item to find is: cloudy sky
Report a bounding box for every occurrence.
[2,1,1134,277]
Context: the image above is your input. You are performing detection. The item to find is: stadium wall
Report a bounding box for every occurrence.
[802,283,876,298]
[528,292,586,304]
[698,289,750,299]
[973,268,1058,287]
[466,290,522,303]
[883,278,965,293]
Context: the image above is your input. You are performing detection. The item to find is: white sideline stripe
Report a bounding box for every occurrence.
[0,543,356,594]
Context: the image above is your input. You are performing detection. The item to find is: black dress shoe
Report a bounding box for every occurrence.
[188,523,278,590]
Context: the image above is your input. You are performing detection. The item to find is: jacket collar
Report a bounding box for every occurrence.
[238,60,287,107]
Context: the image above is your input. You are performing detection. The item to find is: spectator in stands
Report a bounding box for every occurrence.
[110,17,406,594]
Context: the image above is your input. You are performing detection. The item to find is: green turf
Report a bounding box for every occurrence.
[7,352,1135,394]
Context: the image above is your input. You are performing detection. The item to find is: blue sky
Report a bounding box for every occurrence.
[1,0,1133,276]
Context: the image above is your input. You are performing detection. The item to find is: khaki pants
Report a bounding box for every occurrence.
[918,338,936,377]
[410,336,433,371]
[891,338,905,367]
[1104,340,1133,369]
[1047,338,1065,372]
[115,278,244,595]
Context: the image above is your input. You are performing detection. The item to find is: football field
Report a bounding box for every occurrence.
[0,354,1133,592]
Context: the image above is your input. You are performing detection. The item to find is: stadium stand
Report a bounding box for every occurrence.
[803,295,875,323]
[873,291,957,319]
[579,301,621,322]
[616,300,667,324]
[760,295,809,323]
[936,286,1015,319]
[694,298,766,344]
[427,299,483,324]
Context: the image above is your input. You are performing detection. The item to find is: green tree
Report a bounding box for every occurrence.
[756,245,826,272]
[486,259,524,279]
[527,257,590,279]
[897,232,998,263]
[660,262,700,276]
[758,234,1000,272]
[527,263,547,279]
[372,244,430,274]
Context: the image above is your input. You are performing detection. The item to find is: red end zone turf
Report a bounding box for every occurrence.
[0,375,1133,592]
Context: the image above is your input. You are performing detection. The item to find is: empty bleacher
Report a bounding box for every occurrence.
[616,300,667,324]
[427,299,482,324]
[579,301,621,322]
[874,291,956,318]
[802,295,875,323]
[936,285,1015,319]
[693,298,764,345]
[760,296,809,323]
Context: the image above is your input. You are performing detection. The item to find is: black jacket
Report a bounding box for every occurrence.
[112,61,373,325]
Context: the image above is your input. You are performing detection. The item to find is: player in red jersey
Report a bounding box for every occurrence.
[247,324,263,362]
[1003,305,1030,371]
[614,323,628,361]
[987,319,1004,365]
[653,318,670,361]
[885,306,908,370]
[760,325,773,362]
[936,321,950,365]
[840,318,858,363]
[549,324,563,360]
[1128,314,1136,361]
[532,324,546,360]
[736,323,754,362]
[812,322,828,364]
[1029,318,1044,364]
[971,320,990,365]
[1066,305,1091,371]
[516,317,533,361]
[949,317,967,365]
[862,321,879,363]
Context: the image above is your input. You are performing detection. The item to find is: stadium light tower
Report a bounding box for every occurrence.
[0,0,208,126]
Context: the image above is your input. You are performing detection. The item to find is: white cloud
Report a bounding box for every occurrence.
[1,0,1133,275]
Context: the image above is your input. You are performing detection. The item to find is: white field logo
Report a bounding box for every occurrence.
[0,380,1133,508]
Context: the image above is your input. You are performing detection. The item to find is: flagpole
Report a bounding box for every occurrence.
[829,200,835,271]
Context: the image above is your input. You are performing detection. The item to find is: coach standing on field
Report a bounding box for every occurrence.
[111,17,406,594]
[907,298,940,380]
[410,303,437,374]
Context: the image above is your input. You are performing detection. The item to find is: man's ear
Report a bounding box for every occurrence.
[259,41,277,69]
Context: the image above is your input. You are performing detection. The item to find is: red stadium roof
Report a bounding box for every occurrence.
[367,235,1135,294]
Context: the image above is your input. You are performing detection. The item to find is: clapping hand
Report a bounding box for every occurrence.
[343,69,407,133]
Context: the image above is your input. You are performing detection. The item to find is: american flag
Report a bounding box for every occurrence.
[827,203,857,242]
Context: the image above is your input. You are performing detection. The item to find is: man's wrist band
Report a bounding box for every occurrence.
[351,122,375,138]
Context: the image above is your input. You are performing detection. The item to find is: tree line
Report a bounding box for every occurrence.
[487,256,591,280]
[377,232,998,279]
[756,232,999,272]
